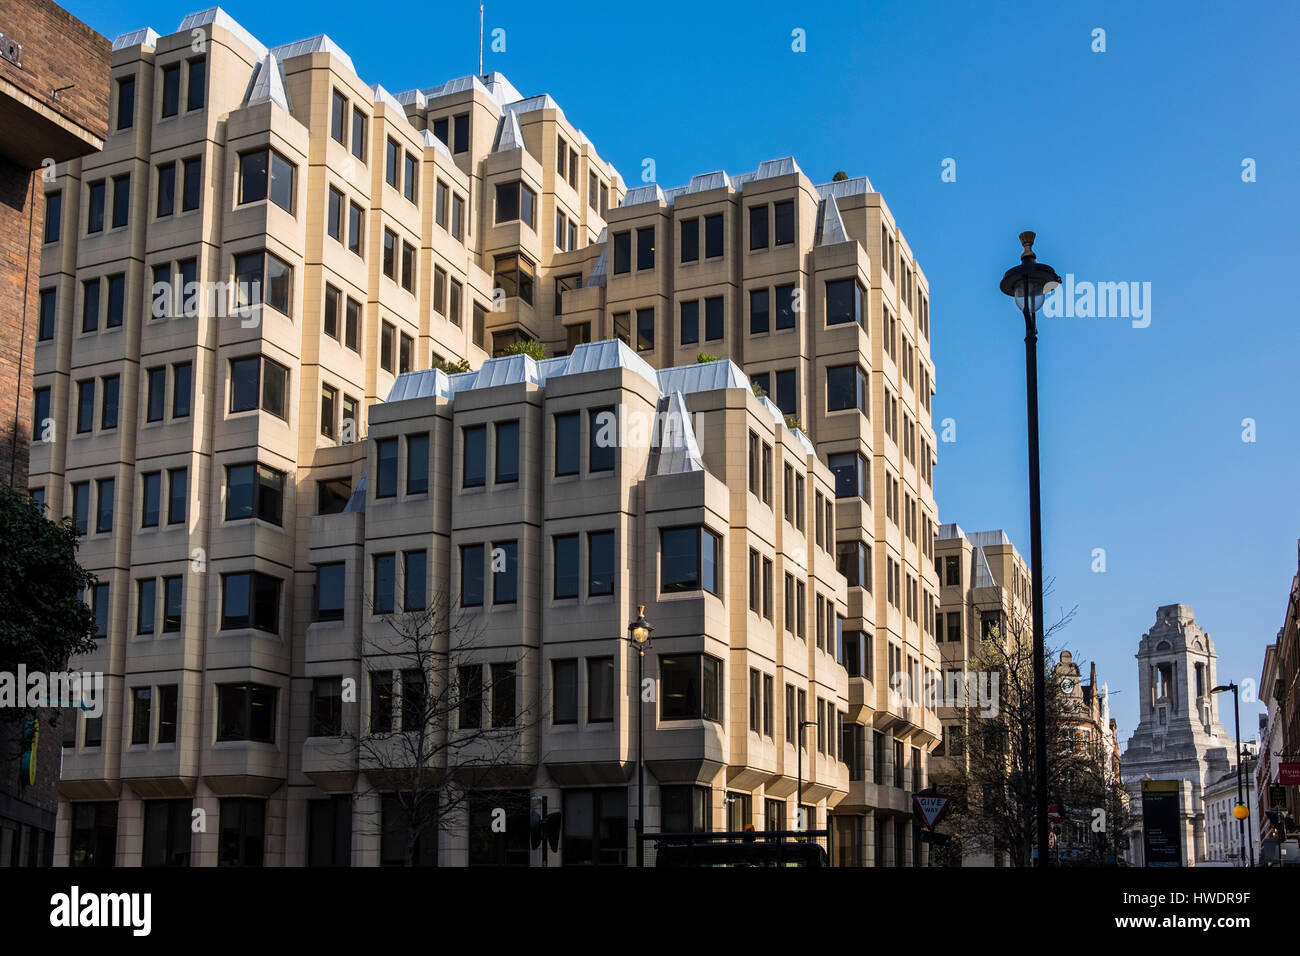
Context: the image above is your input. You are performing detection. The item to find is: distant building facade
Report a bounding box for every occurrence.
[1121,604,1232,866]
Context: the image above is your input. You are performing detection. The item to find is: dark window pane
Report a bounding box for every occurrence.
[749,205,769,250]
[187,57,206,110]
[315,563,345,621]
[493,541,518,604]
[375,437,398,498]
[161,64,180,117]
[462,425,486,487]
[588,531,614,596]
[553,660,577,724]
[680,218,699,262]
[373,554,396,614]
[589,407,615,472]
[612,232,631,274]
[495,421,519,483]
[774,200,795,245]
[679,300,699,345]
[553,535,578,599]
[749,288,769,334]
[705,296,724,341]
[555,412,579,476]
[661,527,700,592]
[460,544,484,607]
[407,433,429,494]
[404,550,427,611]
[705,213,723,257]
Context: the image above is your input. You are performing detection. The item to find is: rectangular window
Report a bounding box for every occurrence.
[131,687,151,745]
[373,553,396,614]
[404,153,418,203]
[44,191,62,243]
[311,677,343,736]
[314,562,344,622]
[492,540,518,604]
[636,226,655,270]
[612,231,631,274]
[373,437,398,498]
[491,661,516,727]
[219,573,281,633]
[494,181,536,228]
[636,307,654,351]
[317,477,352,515]
[81,278,100,332]
[660,653,723,722]
[137,579,156,635]
[451,194,464,240]
[345,298,361,350]
[100,375,119,429]
[160,64,180,117]
[704,213,723,258]
[553,534,579,600]
[156,162,175,217]
[462,425,486,488]
[320,384,337,440]
[678,299,700,345]
[749,287,770,334]
[749,668,761,732]
[401,242,416,292]
[186,56,206,110]
[141,472,160,527]
[385,137,400,188]
[749,205,769,250]
[216,683,277,742]
[351,107,367,159]
[116,76,135,129]
[553,660,578,724]
[587,530,615,596]
[399,332,413,374]
[348,202,363,255]
[774,200,795,246]
[660,526,720,595]
[167,468,187,525]
[105,273,125,327]
[826,277,866,326]
[704,296,724,341]
[458,665,482,728]
[95,478,114,533]
[87,180,105,234]
[460,544,484,607]
[828,452,869,501]
[680,218,699,262]
[380,321,395,373]
[224,463,284,524]
[76,379,94,433]
[157,685,179,742]
[403,550,427,611]
[181,157,201,211]
[554,411,580,476]
[494,421,519,483]
[827,364,869,415]
[453,113,469,153]
[405,432,429,494]
[401,669,426,732]
[331,90,347,143]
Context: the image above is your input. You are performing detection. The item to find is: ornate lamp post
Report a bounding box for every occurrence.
[999,231,1062,868]
[1212,682,1253,865]
[628,605,653,866]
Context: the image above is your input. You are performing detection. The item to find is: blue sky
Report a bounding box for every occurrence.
[65,0,1298,741]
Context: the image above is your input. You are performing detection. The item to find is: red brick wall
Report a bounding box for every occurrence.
[0,159,41,488]
[0,0,111,141]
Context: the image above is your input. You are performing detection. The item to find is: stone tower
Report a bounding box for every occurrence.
[1122,604,1232,865]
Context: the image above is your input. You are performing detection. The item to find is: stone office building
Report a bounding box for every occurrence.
[33,7,941,865]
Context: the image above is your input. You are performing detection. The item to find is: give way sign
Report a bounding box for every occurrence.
[912,792,951,830]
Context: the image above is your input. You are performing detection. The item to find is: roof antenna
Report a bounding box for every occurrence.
[478,3,484,78]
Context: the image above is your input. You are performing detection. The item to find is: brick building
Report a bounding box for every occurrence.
[0,0,108,866]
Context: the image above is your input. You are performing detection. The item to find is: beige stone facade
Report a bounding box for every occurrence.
[33,8,940,866]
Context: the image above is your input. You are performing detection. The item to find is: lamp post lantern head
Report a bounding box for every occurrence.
[1211,683,1235,695]
[1000,230,1062,315]
[629,605,653,646]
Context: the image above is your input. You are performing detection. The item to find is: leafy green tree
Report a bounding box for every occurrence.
[434,357,471,374]
[0,486,97,725]
[500,339,547,361]
[696,352,722,363]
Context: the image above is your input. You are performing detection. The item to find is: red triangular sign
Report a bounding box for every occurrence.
[913,793,950,830]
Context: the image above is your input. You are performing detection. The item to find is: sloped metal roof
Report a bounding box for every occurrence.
[268,34,355,74]
[756,157,802,179]
[505,93,560,115]
[647,391,704,476]
[493,109,525,152]
[937,522,965,540]
[385,368,453,403]
[179,7,267,59]
[815,194,848,246]
[112,28,160,50]
[548,339,660,389]
[246,54,291,112]
[815,175,875,200]
[755,395,785,428]
[621,184,665,207]
[687,170,732,194]
[394,88,427,108]
[420,129,455,161]
[371,83,405,114]
[344,473,366,513]
[656,359,750,395]
[789,428,817,457]
[422,74,489,100]
[584,243,608,288]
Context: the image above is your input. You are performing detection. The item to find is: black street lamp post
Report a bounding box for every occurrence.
[1212,682,1253,866]
[628,605,653,867]
[1000,231,1062,868]
[796,719,818,831]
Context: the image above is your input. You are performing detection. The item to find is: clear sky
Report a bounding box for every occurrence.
[64,0,1298,743]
